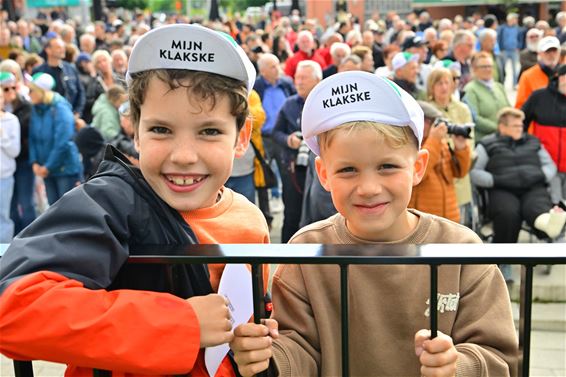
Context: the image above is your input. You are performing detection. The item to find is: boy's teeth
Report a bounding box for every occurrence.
[169,176,203,185]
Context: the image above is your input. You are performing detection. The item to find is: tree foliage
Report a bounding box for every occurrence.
[116,0,148,10]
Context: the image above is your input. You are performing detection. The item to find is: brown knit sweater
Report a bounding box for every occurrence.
[269,210,518,377]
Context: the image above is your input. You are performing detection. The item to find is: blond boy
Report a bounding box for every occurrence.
[231,72,517,377]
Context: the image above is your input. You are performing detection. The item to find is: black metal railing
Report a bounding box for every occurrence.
[8,243,566,377]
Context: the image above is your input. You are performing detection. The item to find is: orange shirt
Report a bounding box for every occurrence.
[515,64,549,110]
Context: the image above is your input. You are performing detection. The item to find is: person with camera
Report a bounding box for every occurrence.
[272,60,322,242]
[409,101,471,223]
[426,67,475,227]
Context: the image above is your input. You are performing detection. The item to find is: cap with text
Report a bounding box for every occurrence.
[301,71,424,155]
[126,24,256,95]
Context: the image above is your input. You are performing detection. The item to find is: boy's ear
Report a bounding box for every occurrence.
[235,119,252,158]
[314,156,331,192]
[412,149,429,186]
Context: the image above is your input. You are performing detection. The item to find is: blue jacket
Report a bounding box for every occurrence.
[34,62,86,116]
[272,94,304,165]
[29,93,82,177]
[497,25,521,51]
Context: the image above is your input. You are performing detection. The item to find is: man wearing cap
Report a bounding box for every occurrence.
[403,35,433,92]
[33,36,85,117]
[515,36,561,110]
[273,60,322,242]
[392,51,426,100]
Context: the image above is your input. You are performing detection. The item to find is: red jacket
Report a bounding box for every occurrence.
[284,50,327,79]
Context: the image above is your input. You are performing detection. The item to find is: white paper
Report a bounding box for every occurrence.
[205,264,253,377]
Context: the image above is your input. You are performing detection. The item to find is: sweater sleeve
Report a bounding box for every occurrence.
[453,265,518,377]
[538,145,557,183]
[469,144,494,188]
[270,265,321,377]
[0,116,21,158]
[451,144,471,178]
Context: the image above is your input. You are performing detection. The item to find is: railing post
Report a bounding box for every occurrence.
[519,264,534,377]
[13,360,33,377]
[340,264,349,377]
[430,264,438,339]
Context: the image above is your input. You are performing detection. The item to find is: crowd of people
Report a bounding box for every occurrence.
[0,5,565,377]
[1,7,566,259]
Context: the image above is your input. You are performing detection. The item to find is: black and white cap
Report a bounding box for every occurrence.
[126,24,256,95]
[301,71,424,155]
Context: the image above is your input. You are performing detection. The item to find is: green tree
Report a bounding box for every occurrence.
[116,0,148,10]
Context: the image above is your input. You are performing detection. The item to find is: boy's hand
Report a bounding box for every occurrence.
[414,329,458,377]
[187,294,234,347]
[230,319,279,377]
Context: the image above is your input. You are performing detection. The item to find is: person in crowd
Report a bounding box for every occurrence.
[33,36,85,117]
[322,42,350,78]
[2,71,34,234]
[478,28,506,84]
[463,51,510,142]
[92,49,124,91]
[0,58,30,99]
[429,40,449,66]
[226,89,266,205]
[471,107,565,245]
[111,49,128,81]
[79,33,96,55]
[108,100,138,164]
[231,71,518,377]
[284,30,326,79]
[392,51,426,99]
[351,45,375,73]
[402,35,431,91]
[519,28,543,78]
[17,19,41,54]
[410,100,471,222]
[444,30,475,96]
[337,54,362,72]
[0,73,21,242]
[254,53,297,219]
[0,24,269,377]
[375,44,400,78]
[273,60,321,242]
[426,67,475,227]
[363,28,385,70]
[522,64,566,205]
[516,36,561,110]
[317,32,343,67]
[497,13,521,88]
[75,52,103,124]
[91,84,127,141]
[28,72,82,205]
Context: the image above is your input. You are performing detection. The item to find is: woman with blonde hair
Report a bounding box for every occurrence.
[427,67,475,227]
[28,73,82,205]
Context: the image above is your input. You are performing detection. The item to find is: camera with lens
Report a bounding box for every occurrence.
[294,131,310,167]
[432,117,473,139]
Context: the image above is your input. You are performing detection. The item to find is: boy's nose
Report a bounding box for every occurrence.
[170,140,198,165]
[357,175,382,196]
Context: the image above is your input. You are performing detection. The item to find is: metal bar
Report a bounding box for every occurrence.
[430,264,438,339]
[13,360,33,377]
[340,264,349,377]
[520,265,534,377]
[251,264,264,324]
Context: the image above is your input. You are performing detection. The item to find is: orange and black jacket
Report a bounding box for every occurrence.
[0,146,237,377]
[522,71,566,173]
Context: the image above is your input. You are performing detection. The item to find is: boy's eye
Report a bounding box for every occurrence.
[380,164,399,170]
[149,126,170,134]
[201,128,221,136]
[337,166,356,174]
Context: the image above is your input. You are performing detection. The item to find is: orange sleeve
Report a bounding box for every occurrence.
[0,271,202,375]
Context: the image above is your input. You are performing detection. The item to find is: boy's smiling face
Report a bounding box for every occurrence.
[315,127,428,242]
[135,77,250,211]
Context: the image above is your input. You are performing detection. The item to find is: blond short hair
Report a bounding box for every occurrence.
[497,107,525,125]
[426,67,453,101]
[318,121,418,156]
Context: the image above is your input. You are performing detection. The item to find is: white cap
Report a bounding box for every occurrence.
[126,24,256,95]
[392,52,420,71]
[538,36,560,52]
[30,72,55,91]
[301,71,424,155]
